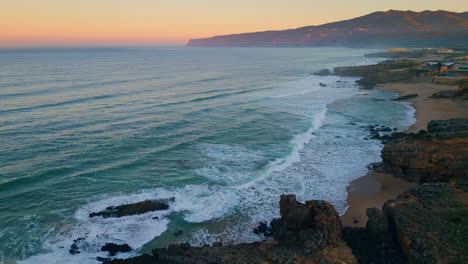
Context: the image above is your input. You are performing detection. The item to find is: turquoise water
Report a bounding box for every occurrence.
[0,47,414,263]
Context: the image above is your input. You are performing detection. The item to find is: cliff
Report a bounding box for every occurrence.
[344,183,467,264]
[187,10,468,48]
[378,119,468,186]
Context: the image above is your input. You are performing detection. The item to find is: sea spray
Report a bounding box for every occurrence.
[1,47,403,263]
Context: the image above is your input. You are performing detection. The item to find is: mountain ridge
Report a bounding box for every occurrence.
[187,10,468,48]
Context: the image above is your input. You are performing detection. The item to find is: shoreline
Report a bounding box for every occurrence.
[341,81,467,227]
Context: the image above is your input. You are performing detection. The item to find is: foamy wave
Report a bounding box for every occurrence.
[20,74,401,264]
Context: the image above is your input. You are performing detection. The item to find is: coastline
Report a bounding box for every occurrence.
[341,81,468,227]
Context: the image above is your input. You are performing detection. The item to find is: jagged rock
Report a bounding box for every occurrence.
[101,243,132,256]
[69,243,81,255]
[69,236,87,255]
[102,196,356,264]
[344,184,467,264]
[380,119,468,185]
[272,194,342,249]
[427,119,468,139]
[89,200,170,218]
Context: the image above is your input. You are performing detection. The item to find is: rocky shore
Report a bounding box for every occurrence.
[100,119,467,264]
[98,184,467,264]
[95,58,467,264]
[377,119,468,186]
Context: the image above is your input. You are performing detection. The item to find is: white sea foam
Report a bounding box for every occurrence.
[19,73,412,264]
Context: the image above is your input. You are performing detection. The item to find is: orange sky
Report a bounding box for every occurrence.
[1,0,467,47]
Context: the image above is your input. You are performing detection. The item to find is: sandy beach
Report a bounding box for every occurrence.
[341,81,468,227]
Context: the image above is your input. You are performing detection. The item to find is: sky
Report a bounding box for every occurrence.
[1,0,467,47]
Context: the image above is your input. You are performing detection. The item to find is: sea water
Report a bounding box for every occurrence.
[0,47,414,263]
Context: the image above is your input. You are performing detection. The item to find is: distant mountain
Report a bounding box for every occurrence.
[187,10,468,48]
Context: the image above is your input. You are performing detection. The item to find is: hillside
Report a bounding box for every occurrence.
[187,10,468,48]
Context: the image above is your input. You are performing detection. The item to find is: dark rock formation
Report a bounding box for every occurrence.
[69,243,81,255]
[102,195,357,264]
[99,184,467,264]
[344,183,468,264]
[364,125,403,143]
[314,69,331,76]
[101,243,132,256]
[334,61,417,77]
[427,119,468,139]
[89,200,170,218]
[374,183,467,264]
[432,87,468,100]
[379,119,468,185]
[69,236,87,255]
[391,93,418,101]
[342,225,404,264]
[334,61,419,88]
[271,194,342,249]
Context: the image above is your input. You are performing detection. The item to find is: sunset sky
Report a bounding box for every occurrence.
[2,0,467,47]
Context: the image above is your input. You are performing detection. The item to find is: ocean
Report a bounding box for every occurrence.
[0,46,414,263]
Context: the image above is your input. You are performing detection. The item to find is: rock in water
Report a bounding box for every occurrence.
[69,243,80,255]
[101,195,357,264]
[391,93,418,101]
[89,200,170,218]
[101,243,132,256]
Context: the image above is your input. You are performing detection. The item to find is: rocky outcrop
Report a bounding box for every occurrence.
[432,87,468,100]
[379,119,468,186]
[101,243,132,256]
[344,183,467,264]
[314,69,331,76]
[333,61,419,88]
[372,183,467,264]
[391,93,418,101]
[99,186,466,264]
[427,119,468,139]
[89,200,171,218]
[102,195,357,264]
[271,194,342,249]
[334,61,417,77]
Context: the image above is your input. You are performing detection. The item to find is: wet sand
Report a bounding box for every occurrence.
[341,81,467,227]
[376,82,468,133]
